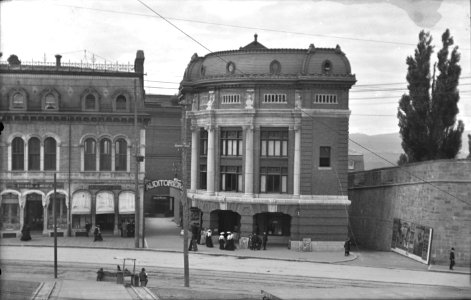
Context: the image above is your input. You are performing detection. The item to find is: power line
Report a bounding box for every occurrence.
[51,3,471,50]
[299,108,471,206]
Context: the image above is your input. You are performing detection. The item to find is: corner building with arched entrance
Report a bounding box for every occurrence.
[179,36,356,247]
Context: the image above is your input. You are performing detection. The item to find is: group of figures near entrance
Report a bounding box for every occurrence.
[248,232,268,250]
[218,231,236,251]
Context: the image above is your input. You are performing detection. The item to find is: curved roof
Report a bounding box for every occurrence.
[181,35,355,85]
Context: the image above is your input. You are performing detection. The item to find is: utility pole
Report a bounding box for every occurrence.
[175,96,191,287]
[53,173,58,278]
[134,79,140,248]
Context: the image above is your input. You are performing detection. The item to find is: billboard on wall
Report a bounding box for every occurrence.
[391,218,433,264]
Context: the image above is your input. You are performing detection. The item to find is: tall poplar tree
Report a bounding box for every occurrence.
[397,29,464,163]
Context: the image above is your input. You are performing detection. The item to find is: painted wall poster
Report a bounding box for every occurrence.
[391,218,432,264]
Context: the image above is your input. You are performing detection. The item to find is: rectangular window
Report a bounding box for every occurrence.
[200,165,207,189]
[348,160,355,170]
[313,94,338,104]
[260,167,287,193]
[260,129,288,157]
[220,166,242,192]
[222,94,240,104]
[319,146,331,167]
[100,140,112,171]
[220,129,242,156]
[200,130,208,156]
[263,94,287,103]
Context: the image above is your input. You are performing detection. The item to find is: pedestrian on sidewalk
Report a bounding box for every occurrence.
[139,268,148,287]
[206,229,213,248]
[344,238,351,256]
[96,268,104,281]
[262,232,268,250]
[449,247,455,270]
[20,225,31,241]
[94,225,103,242]
[219,232,225,250]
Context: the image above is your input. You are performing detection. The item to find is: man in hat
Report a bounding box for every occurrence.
[219,232,225,250]
[262,232,268,250]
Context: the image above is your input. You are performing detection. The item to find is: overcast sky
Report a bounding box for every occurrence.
[1,0,469,136]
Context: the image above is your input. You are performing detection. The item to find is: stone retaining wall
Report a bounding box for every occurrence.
[348,159,471,266]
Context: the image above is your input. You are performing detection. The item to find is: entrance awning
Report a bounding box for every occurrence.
[119,191,135,214]
[96,191,115,214]
[71,192,91,214]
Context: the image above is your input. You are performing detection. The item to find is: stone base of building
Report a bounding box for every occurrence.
[290,240,344,252]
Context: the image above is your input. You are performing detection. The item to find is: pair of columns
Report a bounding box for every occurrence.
[190,125,301,196]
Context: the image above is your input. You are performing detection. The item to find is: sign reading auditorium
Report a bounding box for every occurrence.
[145,179,183,191]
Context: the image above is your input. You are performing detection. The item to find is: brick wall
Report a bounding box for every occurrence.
[348,160,471,266]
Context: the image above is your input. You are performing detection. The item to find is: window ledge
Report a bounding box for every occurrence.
[318,167,332,170]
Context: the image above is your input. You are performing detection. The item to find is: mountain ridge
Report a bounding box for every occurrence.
[349,131,471,170]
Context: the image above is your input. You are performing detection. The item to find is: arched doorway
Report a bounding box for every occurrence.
[24,193,43,231]
[209,210,241,235]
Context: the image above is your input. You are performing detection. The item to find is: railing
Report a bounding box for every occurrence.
[0,60,135,73]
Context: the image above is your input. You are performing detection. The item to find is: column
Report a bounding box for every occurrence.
[293,125,301,196]
[43,197,48,235]
[40,142,44,171]
[190,126,199,192]
[244,125,254,196]
[206,125,215,195]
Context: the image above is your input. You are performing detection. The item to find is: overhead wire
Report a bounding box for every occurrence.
[132,0,471,219]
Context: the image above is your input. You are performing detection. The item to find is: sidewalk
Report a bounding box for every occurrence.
[1,217,469,275]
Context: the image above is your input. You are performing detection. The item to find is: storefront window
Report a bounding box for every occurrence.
[1,195,20,230]
[47,195,67,229]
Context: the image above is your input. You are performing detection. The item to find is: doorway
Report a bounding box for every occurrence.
[95,214,115,232]
[24,194,43,231]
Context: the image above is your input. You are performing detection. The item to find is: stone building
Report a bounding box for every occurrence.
[0,51,148,239]
[179,35,356,248]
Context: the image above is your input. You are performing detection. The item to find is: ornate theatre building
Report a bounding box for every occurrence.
[179,35,356,247]
[0,51,148,238]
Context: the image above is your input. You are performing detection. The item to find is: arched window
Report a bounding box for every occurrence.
[116,95,127,111]
[115,139,127,171]
[12,93,25,109]
[44,93,57,110]
[12,137,24,170]
[44,137,57,170]
[28,137,40,170]
[85,94,96,110]
[84,138,96,171]
[322,60,332,73]
[100,139,111,171]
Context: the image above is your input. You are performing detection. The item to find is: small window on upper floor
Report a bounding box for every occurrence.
[12,93,25,109]
[85,94,96,110]
[116,95,127,111]
[319,146,331,168]
[81,88,100,111]
[44,94,57,110]
[9,88,28,110]
[270,60,281,75]
[322,60,332,74]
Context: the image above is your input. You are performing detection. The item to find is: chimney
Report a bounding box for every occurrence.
[55,54,62,67]
[134,50,145,74]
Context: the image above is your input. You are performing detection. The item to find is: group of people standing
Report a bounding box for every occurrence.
[248,232,268,250]
[218,231,236,251]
